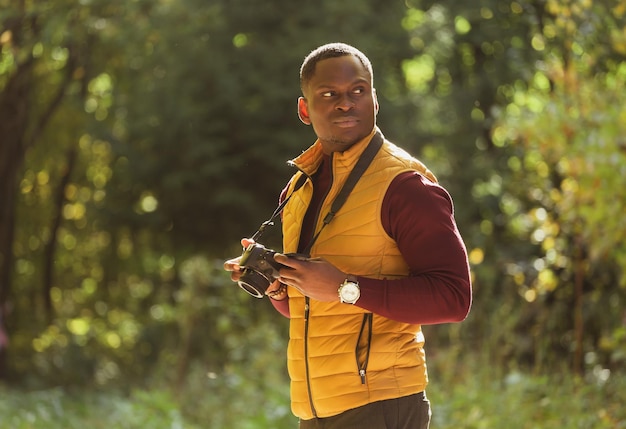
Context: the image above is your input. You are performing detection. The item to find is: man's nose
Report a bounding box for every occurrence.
[336,93,356,110]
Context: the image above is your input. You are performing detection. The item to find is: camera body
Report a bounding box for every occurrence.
[237,243,285,298]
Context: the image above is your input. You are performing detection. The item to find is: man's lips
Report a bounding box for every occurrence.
[333,117,360,128]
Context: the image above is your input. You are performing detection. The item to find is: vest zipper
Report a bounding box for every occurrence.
[356,313,373,384]
[303,297,317,417]
[300,154,334,418]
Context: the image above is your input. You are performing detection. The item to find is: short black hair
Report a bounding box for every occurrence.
[299,43,374,92]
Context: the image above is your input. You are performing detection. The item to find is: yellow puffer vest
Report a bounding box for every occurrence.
[282,129,437,419]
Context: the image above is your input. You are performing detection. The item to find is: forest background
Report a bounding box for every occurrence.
[1,0,625,428]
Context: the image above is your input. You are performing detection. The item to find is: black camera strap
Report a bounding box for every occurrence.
[301,131,383,256]
[252,131,384,251]
[251,172,308,241]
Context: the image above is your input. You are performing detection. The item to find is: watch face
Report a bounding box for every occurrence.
[340,282,360,303]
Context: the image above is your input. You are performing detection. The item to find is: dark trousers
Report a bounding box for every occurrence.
[299,392,431,429]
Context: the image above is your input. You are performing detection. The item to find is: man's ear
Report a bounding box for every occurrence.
[373,88,379,116]
[298,97,311,125]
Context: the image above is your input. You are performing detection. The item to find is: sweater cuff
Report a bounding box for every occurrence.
[355,277,385,311]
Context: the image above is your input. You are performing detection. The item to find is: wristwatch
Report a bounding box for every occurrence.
[338,275,360,304]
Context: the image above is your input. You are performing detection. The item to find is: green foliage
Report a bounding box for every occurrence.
[427,353,626,428]
[402,0,626,376]
[1,0,626,425]
[1,0,419,387]
[0,387,199,429]
[491,35,626,372]
[101,0,415,250]
[2,355,625,428]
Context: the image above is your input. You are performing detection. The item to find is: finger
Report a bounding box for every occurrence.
[223,258,241,272]
[241,238,255,249]
[264,280,282,294]
[277,268,297,284]
[274,253,302,269]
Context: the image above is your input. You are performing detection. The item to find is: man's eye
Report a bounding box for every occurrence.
[322,91,334,97]
[353,87,364,94]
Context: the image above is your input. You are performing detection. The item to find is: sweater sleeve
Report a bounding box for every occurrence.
[269,291,290,317]
[356,172,472,325]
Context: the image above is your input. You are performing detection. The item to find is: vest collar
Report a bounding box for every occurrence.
[290,127,380,176]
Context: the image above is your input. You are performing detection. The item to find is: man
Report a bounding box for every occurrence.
[225,43,471,428]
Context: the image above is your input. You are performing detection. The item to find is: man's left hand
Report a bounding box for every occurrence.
[274,253,346,302]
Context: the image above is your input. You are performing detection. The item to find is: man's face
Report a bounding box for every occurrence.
[298,55,378,154]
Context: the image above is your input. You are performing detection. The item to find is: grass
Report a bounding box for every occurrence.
[426,355,626,429]
[1,364,624,428]
[0,387,200,429]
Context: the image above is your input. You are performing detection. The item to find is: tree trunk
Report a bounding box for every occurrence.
[0,9,78,377]
[573,234,585,375]
[0,53,34,380]
[42,148,78,322]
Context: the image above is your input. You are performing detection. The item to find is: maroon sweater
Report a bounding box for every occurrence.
[270,154,472,325]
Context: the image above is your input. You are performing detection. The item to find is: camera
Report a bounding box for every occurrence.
[237,243,285,298]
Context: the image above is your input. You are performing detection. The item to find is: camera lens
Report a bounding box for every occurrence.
[238,269,270,298]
